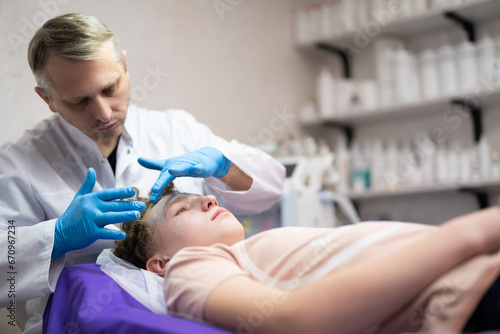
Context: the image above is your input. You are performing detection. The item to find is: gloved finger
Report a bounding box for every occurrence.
[167,162,200,176]
[100,200,146,213]
[95,187,137,201]
[93,227,127,240]
[150,171,175,203]
[137,157,166,171]
[76,168,97,197]
[97,211,142,227]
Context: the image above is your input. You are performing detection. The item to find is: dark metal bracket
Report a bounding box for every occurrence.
[443,11,476,42]
[450,99,483,143]
[459,189,489,209]
[316,42,352,79]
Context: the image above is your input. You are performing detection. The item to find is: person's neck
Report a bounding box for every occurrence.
[98,136,120,158]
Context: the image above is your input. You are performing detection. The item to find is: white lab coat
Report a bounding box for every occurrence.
[0,105,285,333]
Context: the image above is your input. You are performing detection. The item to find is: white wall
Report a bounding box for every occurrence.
[0,0,315,146]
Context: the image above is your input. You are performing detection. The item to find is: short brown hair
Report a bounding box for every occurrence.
[113,183,176,269]
[28,13,123,97]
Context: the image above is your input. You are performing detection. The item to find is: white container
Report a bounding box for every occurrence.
[370,138,385,191]
[320,1,333,39]
[430,0,452,9]
[316,67,336,117]
[399,2,414,18]
[335,135,350,193]
[354,80,378,111]
[371,0,394,26]
[356,0,369,29]
[414,131,436,185]
[478,136,491,180]
[437,42,459,96]
[477,33,496,82]
[394,48,419,103]
[493,35,500,88]
[342,0,357,32]
[373,38,404,82]
[385,139,400,191]
[459,148,473,182]
[414,0,428,14]
[336,79,354,115]
[419,48,440,100]
[456,38,478,93]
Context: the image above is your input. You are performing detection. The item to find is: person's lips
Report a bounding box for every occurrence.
[211,208,229,221]
[98,121,119,131]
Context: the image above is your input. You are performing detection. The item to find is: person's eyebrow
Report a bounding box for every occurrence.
[163,193,188,212]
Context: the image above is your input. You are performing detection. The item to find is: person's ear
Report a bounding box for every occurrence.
[121,50,128,73]
[146,253,170,276]
[34,87,57,113]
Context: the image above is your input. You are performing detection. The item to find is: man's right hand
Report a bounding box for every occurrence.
[51,168,146,260]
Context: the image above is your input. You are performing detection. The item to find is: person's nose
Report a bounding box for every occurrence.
[201,195,218,211]
[93,96,112,123]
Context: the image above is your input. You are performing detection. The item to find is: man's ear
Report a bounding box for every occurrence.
[121,50,128,73]
[34,87,57,113]
[146,253,170,276]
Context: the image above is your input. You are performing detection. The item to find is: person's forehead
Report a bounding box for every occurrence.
[163,193,199,209]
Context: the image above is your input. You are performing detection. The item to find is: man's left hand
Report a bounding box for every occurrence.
[138,147,231,203]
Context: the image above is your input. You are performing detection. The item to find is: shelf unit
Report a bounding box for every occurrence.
[298,0,500,208]
[298,0,500,52]
[348,179,500,205]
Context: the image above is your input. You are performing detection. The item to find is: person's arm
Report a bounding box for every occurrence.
[218,162,253,191]
[205,207,500,334]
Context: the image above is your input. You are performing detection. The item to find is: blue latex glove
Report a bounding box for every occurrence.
[138,147,231,203]
[52,168,146,260]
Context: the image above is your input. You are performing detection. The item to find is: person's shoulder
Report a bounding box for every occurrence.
[0,115,59,155]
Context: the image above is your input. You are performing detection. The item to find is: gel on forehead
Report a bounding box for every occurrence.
[147,192,187,227]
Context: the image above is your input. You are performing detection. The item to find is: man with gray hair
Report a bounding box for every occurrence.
[0,13,285,333]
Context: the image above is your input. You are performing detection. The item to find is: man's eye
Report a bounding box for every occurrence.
[74,99,88,107]
[103,86,116,96]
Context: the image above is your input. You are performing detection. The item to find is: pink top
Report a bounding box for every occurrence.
[164,222,500,333]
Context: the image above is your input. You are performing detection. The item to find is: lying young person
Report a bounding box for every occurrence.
[113,185,500,334]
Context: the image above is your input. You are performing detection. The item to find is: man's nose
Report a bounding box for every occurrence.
[202,195,218,211]
[93,96,112,122]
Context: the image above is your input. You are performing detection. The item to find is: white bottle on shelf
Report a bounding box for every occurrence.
[493,35,500,88]
[449,142,461,182]
[414,131,436,186]
[335,135,350,193]
[478,136,491,180]
[316,67,336,117]
[350,141,367,192]
[320,1,333,39]
[400,1,414,18]
[477,33,496,83]
[370,137,385,191]
[437,41,459,97]
[459,148,473,182]
[385,139,400,191]
[435,143,450,184]
[394,48,419,104]
[342,0,357,32]
[336,79,354,115]
[419,48,440,100]
[456,37,478,94]
[356,0,369,29]
[414,0,428,14]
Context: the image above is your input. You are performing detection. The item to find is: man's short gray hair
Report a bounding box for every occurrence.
[28,13,124,98]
